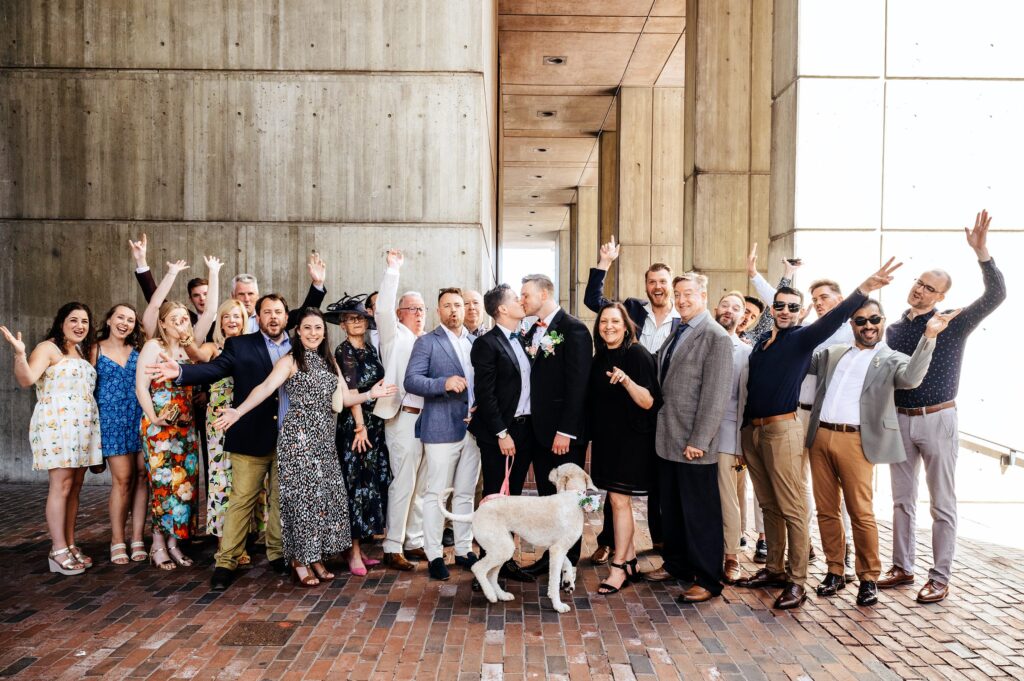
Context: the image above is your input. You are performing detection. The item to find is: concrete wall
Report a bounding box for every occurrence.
[0,1,498,481]
[770,0,1022,449]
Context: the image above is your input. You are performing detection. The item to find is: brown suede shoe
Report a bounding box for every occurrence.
[403,547,428,561]
[735,568,789,589]
[877,565,915,589]
[677,584,715,603]
[383,552,416,571]
[643,567,674,582]
[773,583,807,610]
[589,545,611,565]
[916,579,949,603]
[722,559,742,585]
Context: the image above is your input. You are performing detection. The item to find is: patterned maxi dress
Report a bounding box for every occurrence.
[30,353,103,470]
[141,362,200,539]
[277,351,352,564]
[335,340,392,540]
[205,376,270,537]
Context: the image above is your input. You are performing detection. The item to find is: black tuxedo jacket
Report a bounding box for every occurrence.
[526,308,593,447]
[469,326,527,445]
[177,332,282,457]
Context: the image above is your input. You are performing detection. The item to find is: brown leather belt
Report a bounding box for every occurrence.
[751,412,797,427]
[799,402,813,411]
[896,400,956,417]
[400,406,422,415]
[820,421,860,433]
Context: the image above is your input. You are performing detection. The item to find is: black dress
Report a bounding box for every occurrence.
[335,340,392,540]
[587,343,661,495]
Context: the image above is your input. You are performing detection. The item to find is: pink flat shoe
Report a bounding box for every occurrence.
[363,558,380,567]
[349,563,368,577]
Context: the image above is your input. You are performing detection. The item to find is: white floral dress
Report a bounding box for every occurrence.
[29,356,103,470]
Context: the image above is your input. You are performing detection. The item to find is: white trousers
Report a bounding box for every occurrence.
[382,410,427,554]
[422,433,481,561]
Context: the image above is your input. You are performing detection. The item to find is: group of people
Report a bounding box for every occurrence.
[2,209,1004,611]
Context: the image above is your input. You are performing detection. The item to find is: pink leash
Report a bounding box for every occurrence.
[480,455,514,504]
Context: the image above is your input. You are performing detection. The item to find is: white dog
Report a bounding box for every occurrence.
[439,463,597,613]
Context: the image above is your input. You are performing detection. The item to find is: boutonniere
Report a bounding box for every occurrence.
[526,330,564,358]
[577,491,603,513]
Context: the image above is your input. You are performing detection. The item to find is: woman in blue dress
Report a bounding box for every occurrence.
[93,304,147,565]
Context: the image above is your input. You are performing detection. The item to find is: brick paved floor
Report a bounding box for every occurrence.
[0,483,1022,681]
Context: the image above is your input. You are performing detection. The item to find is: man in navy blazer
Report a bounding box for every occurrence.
[404,287,481,581]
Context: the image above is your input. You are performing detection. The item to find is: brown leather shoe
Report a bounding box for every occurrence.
[677,584,715,603]
[589,545,611,565]
[383,552,416,571]
[643,567,674,582]
[735,568,789,589]
[403,547,427,561]
[877,565,915,589]
[773,583,807,610]
[722,559,742,585]
[916,579,949,603]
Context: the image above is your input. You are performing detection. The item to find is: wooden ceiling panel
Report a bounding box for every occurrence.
[499,15,646,33]
[621,32,681,86]
[643,17,685,33]
[502,94,614,133]
[500,31,638,86]
[503,166,588,189]
[655,33,686,86]
[579,165,599,186]
[502,84,617,96]
[651,0,686,16]
[504,188,577,205]
[503,137,598,164]
[499,0,655,16]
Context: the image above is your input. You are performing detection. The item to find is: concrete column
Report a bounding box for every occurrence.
[573,186,599,323]
[597,130,619,298]
[558,228,571,310]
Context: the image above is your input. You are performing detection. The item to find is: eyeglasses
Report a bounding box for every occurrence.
[912,279,940,294]
[399,306,426,314]
[772,302,801,313]
[341,316,365,323]
[853,315,884,326]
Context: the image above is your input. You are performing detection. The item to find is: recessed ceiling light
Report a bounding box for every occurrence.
[535,148,548,153]
[525,234,532,238]
[529,211,536,214]
[530,194,539,198]
[536,110,557,118]
[533,175,543,179]
[529,224,533,227]
[543,56,567,66]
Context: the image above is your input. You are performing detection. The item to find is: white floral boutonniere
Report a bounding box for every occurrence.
[526,330,564,359]
[577,491,603,513]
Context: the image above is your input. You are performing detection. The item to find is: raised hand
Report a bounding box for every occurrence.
[128,233,148,268]
[385,249,404,270]
[924,308,961,338]
[0,326,26,356]
[965,209,991,261]
[746,242,759,278]
[597,236,620,269]
[369,379,397,399]
[204,255,223,274]
[606,366,630,386]
[858,257,903,294]
[166,259,189,276]
[307,251,326,287]
[146,351,182,382]
[782,257,802,280]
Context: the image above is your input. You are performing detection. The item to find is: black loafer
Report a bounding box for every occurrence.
[736,568,789,589]
[754,539,768,564]
[454,552,479,569]
[499,559,535,582]
[210,567,235,592]
[857,580,878,606]
[268,557,288,575]
[428,557,450,581]
[815,573,846,597]
[442,527,455,548]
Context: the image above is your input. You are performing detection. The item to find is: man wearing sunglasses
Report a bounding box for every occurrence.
[804,300,954,607]
[735,257,902,609]
[879,210,1006,604]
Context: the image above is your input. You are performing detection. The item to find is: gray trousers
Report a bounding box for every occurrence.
[891,409,959,584]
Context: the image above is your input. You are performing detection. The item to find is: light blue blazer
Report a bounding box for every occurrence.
[404,326,475,444]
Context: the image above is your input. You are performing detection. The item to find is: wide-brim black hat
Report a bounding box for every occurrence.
[324,293,374,326]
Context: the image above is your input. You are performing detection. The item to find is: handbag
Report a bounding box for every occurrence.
[331,380,346,413]
[157,402,180,424]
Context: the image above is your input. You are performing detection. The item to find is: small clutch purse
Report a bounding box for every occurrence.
[157,402,180,424]
[331,382,346,414]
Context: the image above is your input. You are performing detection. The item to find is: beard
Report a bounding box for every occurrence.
[715,313,737,332]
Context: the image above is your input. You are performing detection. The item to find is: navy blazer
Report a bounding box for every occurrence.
[584,267,680,339]
[404,326,476,445]
[177,332,283,457]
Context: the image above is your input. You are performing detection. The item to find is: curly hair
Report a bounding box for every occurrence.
[46,302,96,357]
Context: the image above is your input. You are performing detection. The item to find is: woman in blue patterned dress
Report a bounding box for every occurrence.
[94,304,147,565]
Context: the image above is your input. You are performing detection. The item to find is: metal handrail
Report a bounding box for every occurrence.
[960,431,1022,472]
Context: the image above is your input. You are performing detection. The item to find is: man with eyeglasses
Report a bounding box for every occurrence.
[373,249,431,572]
[735,258,901,609]
[878,210,1006,603]
[804,299,954,607]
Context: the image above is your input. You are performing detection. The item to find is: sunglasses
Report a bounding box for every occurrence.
[772,302,801,313]
[853,315,884,326]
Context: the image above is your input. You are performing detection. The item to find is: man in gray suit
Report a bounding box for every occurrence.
[653,272,734,603]
[804,299,956,606]
[404,287,481,581]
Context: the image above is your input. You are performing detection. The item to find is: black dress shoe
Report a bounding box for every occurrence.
[454,552,479,569]
[521,557,550,577]
[428,557,450,581]
[268,557,288,575]
[773,583,807,610]
[736,568,789,589]
[499,560,535,582]
[857,580,878,606]
[210,567,235,591]
[754,539,768,564]
[442,527,455,548]
[815,572,846,597]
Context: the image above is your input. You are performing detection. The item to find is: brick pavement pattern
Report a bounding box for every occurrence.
[0,483,1022,680]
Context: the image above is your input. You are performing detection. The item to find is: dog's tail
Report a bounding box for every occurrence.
[437,488,475,523]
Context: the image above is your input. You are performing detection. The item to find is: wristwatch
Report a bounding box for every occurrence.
[497,430,508,440]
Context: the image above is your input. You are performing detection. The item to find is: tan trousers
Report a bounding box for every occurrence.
[742,419,809,586]
[718,455,746,553]
[215,452,281,570]
[808,428,881,581]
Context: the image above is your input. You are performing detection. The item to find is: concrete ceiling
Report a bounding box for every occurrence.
[498,0,686,243]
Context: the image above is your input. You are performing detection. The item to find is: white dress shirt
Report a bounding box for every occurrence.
[799,323,854,405]
[639,303,680,354]
[819,346,880,425]
[442,325,475,416]
[498,321,532,420]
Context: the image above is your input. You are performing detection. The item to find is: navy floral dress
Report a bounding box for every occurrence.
[335,340,392,540]
[95,348,143,457]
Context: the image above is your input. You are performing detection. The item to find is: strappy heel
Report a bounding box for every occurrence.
[625,557,644,583]
[311,562,335,581]
[110,543,129,565]
[292,563,320,587]
[68,544,93,569]
[598,561,631,595]
[48,547,85,575]
[166,543,193,568]
[129,541,147,562]
[150,546,176,571]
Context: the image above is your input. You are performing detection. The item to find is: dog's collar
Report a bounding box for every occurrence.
[576,490,603,513]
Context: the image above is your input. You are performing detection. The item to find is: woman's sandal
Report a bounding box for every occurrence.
[110,543,130,565]
[625,558,644,583]
[292,564,320,587]
[166,543,193,568]
[597,561,632,595]
[68,544,93,569]
[150,546,176,571]
[48,547,85,575]
[238,552,253,568]
[129,541,147,562]
[311,562,335,581]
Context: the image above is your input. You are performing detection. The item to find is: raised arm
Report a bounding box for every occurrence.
[191,256,222,343]
[1,329,60,388]
[584,238,620,313]
[213,355,295,431]
[374,249,403,356]
[141,259,189,338]
[286,252,329,329]
[955,210,1006,331]
[129,233,158,302]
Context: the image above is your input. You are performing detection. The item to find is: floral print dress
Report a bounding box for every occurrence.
[94,349,143,457]
[29,354,103,470]
[141,364,200,539]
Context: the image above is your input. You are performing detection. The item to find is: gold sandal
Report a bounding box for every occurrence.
[150,546,176,571]
[68,544,93,569]
[48,547,85,575]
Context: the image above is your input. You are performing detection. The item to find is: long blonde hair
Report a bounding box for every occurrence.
[155,301,190,348]
[213,299,249,346]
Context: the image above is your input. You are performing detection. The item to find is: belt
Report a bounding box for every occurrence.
[512,415,531,424]
[819,421,860,433]
[799,402,813,411]
[400,406,422,415]
[896,400,956,417]
[750,412,797,427]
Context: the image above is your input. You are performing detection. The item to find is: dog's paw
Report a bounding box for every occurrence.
[552,602,571,614]
[497,590,515,602]
[560,580,575,593]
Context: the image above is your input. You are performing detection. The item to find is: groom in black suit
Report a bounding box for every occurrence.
[519,274,593,574]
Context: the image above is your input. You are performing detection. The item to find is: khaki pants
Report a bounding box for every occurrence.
[808,428,880,581]
[718,455,745,553]
[742,419,809,587]
[215,452,281,570]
